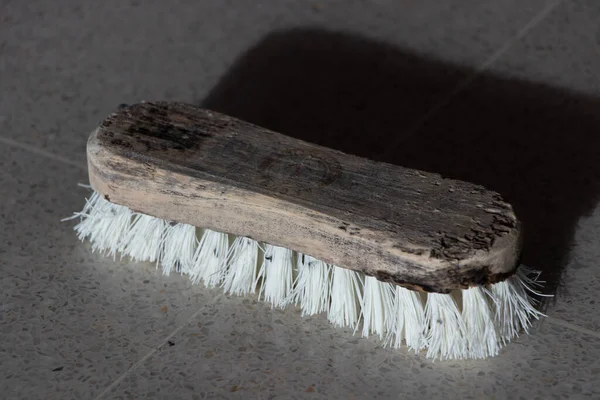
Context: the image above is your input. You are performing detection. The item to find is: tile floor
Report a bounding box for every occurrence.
[1,0,599,398]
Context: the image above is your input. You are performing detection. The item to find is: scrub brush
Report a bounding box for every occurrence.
[65,101,547,361]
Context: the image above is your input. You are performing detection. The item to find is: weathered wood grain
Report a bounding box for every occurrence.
[87,101,523,293]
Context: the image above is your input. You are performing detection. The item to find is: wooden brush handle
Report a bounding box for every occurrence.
[87,101,522,293]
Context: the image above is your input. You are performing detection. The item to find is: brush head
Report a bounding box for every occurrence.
[66,101,546,360]
[86,101,523,294]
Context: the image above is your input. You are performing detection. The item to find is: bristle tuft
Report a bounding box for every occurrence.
[120,215,166,263]
[490,267,546,345]
[256,245,294,308]
[188,229,229,288]
[221,237,259,296]
[285,254,331,316]
[386,286,426,352]
[159,223,197,276]
[462,286,499,359]
[424,293,467,361]
[361,276,395,339]
[72,192,133,259]
[328,266,363,329]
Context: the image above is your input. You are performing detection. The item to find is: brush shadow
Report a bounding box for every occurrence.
[200,27,600,304]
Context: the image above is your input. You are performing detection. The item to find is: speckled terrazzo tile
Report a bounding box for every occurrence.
[487,0,600,96]
[0,0,555,164]
[549,202,600,332]
[0,145,216,398]
[101,293,600,400]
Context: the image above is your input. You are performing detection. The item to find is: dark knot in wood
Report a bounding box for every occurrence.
[259,148,342,193]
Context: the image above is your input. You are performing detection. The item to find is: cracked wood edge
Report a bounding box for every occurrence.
[86,101,523,293]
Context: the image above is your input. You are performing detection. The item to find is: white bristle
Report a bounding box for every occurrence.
[70,191,103,242]
[490,266,546,345]
[387,286,426,352]
[67,189,549,361]
[425,293,467,361]
[255,245,294,308]
[361,276,395,339]
[221,237,259,296]
[159,223,197,276]
[328,266,363,329]
[462,286,500,359]
[72,192,133,259]
[120,214,167,263]
[74,189,102,219]
[188,229,229,288]
[286,254,331,316]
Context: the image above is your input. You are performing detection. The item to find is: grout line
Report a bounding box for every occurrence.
[0,2,565,172]
[92,346,160,400]
[90,304,599,400]
[381,0,564,156]
[0,136,88,170]
[92,296,222,400]
[545,316,600,339]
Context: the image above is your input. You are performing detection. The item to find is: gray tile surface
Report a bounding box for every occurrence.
[552,202,600,331]
[488,0,600,96]
[103,298,600,399]
[0,0,554,165]
[2,0,600,399]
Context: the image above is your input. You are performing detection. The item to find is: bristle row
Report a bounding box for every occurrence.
[69,191,547,361]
